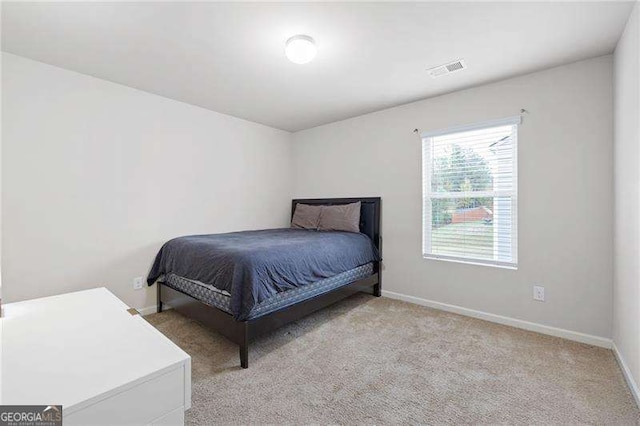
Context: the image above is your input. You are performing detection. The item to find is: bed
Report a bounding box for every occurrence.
[147,197,382,368]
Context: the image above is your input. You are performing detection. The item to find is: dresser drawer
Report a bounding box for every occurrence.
[65,365,186,426]
[151,407,185,426]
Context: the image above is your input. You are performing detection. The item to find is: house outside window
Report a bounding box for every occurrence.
[421,116,519,268]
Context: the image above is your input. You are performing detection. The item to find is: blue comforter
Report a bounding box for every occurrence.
[147,228,380,320]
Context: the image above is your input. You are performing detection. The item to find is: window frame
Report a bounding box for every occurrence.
[421,116,520,269]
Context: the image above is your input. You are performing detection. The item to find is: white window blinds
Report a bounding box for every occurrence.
[422,116,519,268]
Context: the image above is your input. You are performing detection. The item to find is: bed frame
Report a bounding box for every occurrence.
[156,197,382,368]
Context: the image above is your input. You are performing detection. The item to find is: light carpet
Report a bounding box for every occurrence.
[145,294,639,424]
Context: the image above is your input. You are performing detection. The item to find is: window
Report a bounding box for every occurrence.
[422,116,519,268]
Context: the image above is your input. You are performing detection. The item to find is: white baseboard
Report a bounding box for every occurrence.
[381,290,612,349]
[138,304,171,316]
[613,343,640,408]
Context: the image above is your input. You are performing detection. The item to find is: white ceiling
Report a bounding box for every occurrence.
[1,2,635,132]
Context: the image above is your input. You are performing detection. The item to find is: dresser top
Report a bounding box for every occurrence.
[0,287,190,413]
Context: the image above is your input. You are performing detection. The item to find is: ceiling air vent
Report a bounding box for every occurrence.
[427,59,466,78]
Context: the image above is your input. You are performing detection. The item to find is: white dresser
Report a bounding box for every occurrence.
[0,288,191,425]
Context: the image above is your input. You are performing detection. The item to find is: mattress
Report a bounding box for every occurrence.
[148,228,380,320]
[162,262,374,320]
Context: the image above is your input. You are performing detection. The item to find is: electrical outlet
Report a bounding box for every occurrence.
[533,285,545,302]
[133,276,144,290]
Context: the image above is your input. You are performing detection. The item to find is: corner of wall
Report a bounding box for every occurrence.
[612,0,640,407]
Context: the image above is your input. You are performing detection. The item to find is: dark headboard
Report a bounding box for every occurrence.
[291,197,381,252]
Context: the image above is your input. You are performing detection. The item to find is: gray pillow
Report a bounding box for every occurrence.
[318,202,361,233]
[291,204,322,230]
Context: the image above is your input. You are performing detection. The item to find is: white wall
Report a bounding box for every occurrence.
[0,50,623,344]
[293,56,614,339]
[613,2,640,399]
[1,53,292,310]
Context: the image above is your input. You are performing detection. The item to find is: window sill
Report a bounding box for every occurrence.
[422,254,518,270]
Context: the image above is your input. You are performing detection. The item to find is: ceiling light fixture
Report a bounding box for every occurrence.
[285,35,317,64]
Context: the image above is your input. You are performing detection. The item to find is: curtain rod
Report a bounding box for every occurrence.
[413,109,528,135]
